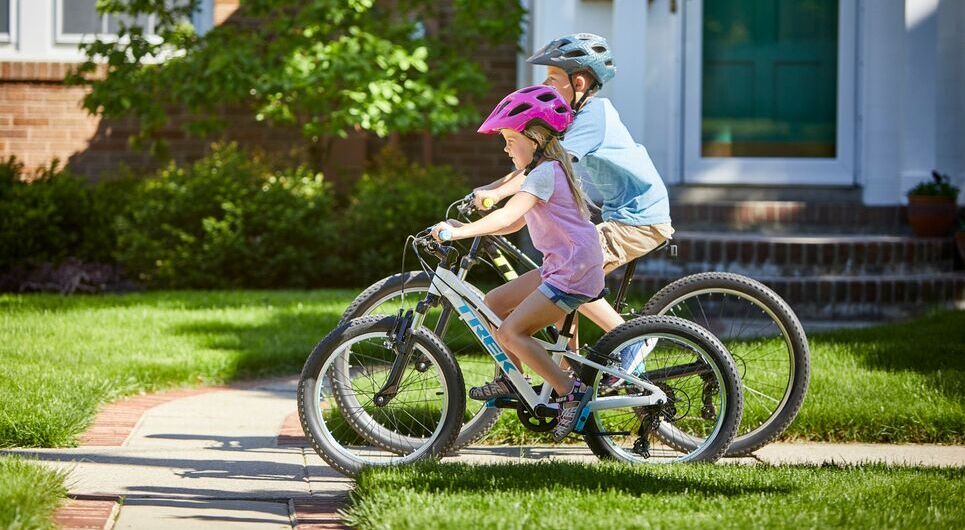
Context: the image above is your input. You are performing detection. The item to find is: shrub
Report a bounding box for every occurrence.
[0,158,101,271]
[115,143,338,288]
[337,148,468,285]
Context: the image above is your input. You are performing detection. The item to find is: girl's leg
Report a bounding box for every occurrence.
[577,298,624,332]
[495,289,572,395]
[483,269,542,370]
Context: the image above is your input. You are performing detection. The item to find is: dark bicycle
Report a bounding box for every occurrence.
[339,194,810,456]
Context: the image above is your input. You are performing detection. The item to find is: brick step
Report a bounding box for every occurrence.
[669,201,916,234]
[642,232,957,276]
[615,272,965,320]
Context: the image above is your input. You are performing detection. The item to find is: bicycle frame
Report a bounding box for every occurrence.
[418,264,668,428]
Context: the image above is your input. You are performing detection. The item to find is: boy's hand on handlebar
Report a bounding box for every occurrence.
[472,190,499,211]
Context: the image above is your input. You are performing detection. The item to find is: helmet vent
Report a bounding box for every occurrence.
[555,105,568,113]
[536,92,557,102]
[605,60,614,66]
[519,86,542,93]
[507,103,533,117]
[592,46,608,53]
[563,50,587,58]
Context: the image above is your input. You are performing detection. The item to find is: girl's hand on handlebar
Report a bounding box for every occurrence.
[430,221,460,242]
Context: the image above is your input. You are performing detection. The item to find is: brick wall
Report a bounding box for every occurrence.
[0,2,519,186]
[0,61,369,183]
[430,43,520,187]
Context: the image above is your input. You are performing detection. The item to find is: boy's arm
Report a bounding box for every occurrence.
[475,168,524,190]
[474,170,526,209]
[434,192,537,240]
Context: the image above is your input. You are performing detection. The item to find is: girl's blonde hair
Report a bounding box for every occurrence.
[524,124,593,220]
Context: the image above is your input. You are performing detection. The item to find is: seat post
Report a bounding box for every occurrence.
[613,258,639,314]
[560,311,578,338]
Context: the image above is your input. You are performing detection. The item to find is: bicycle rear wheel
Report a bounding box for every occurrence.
[642,272,810,456]
[297,316,465,477]
[581,316,743,464]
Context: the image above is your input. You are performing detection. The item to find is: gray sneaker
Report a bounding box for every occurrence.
[552,379,592,442]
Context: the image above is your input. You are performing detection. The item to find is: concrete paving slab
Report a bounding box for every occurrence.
[754,442,965,467]
[5,445,313,500]
[113,498,291,530]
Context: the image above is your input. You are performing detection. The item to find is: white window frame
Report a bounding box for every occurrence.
[681,0,858,186]
[0,0,16,44]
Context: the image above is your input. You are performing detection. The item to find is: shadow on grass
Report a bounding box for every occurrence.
[358,460,796,498]
[168,298,349,379]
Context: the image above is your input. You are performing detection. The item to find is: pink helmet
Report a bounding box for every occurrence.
[477,85,573,135]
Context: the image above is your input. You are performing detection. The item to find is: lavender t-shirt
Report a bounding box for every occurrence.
[519,161,605,298]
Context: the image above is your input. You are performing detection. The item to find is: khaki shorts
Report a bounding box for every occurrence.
[597,221,675,274]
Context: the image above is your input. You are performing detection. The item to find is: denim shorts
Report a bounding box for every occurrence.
[537,282,594,314]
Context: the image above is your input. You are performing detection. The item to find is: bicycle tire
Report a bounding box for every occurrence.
[642,272,810,456]
[297,316,465,477]
[338,272,502,452]
[581,315,744,463]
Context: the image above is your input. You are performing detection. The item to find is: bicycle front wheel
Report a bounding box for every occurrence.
[581,316,743,464]
[642,272,810,456]
[338,272,502,452]
[297,316,465,477]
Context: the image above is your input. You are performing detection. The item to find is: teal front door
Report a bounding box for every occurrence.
[683,0,855,185]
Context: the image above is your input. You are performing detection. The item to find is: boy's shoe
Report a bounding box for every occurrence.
[600,339,655,389]
[469,376,517,401]
[552,379,592,442]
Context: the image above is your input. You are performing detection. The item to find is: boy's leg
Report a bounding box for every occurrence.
[495,289,572,395]
[589,221,673,384]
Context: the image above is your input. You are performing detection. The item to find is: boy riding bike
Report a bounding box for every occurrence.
[473,33,674,387]
[430,85,604,441]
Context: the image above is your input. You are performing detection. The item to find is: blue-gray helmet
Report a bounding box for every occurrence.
[526,33,616,88]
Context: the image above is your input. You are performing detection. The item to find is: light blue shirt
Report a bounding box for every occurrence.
[562,97,671,226]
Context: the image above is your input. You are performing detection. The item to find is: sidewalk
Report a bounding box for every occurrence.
[4,377,964,529]
[5,378,351,530]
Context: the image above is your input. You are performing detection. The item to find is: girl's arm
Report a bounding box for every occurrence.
[490,216,527,235]
[434,191,537,241]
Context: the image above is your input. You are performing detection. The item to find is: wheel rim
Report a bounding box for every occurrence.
[656,288,794,443]
[590,332,730,463]
[359,285,499,441]
[311,331,451,467]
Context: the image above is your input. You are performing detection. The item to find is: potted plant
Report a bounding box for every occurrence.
[906,170,960,237]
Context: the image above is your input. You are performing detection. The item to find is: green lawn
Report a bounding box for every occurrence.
[0,456,67,530]
[348,461,965,529]
[0,290,354,447]
[0,291,962,448]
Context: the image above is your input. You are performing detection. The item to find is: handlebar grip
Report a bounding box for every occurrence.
[481,197,495,209]
[439,229,452,241]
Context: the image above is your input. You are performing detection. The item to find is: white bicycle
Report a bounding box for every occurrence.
[298,229,744,476]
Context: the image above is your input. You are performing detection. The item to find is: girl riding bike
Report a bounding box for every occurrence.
[473,33,673,388]
[430,85,604,442]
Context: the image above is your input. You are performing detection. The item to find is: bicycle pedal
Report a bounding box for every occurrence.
[485,397,519,409]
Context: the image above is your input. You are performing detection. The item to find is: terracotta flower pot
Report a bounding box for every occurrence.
[906,195,957,237]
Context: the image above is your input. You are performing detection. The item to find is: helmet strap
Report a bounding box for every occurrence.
[524,144,546,175]
[567,73,597,112]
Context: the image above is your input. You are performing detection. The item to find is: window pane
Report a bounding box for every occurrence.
[701,0,838,158]
[0,0,9,34]
[62,0,102,35]
[107,13,151,34]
